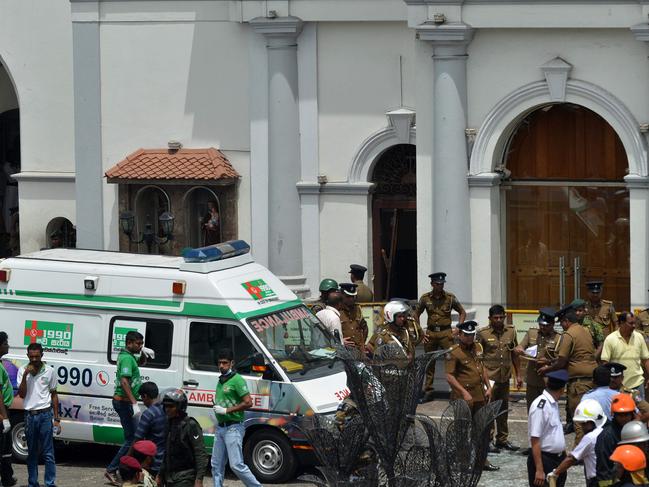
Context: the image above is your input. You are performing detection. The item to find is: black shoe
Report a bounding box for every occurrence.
[495,441,520,451]
[488,443,501,454]
[1,477,16,487]
[563,422,575,434]
[483,462,500,472]
[521,447,531,456]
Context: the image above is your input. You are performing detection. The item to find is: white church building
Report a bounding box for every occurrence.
[1,0,649,320]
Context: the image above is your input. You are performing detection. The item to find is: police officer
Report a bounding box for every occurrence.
[349,265,374,303]
[585,280,618,337]
[311,279,339,314]
[539,305,598,446]
[571,298,605,352]
[417,272,466,402]
[339,283,369,350]
[515,307,560,412]
[527,369,569,487]
[477,304,522,451]
[445,320,498,471]
[367,300,418,359]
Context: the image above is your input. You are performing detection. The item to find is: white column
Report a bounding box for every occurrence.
[626,175,649,312]
[418,23,474,303]
[251,17,308,295]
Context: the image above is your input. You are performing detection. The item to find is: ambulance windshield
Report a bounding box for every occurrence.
[247,305,344,381]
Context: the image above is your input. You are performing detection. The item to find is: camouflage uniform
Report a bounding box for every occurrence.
[581,314,605,348]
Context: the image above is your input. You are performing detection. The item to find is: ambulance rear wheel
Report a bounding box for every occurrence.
[244,428,296,483]
[10,419,27,462]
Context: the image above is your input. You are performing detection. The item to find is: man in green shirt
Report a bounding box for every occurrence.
[105,330,144,485]
[211,348,261,487]
[0,332,14,487]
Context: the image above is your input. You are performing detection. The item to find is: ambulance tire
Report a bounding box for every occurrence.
[244,428,296,483]
[9,414,27,463]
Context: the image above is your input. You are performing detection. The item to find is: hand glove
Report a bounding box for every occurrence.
[2,419,9,433]
[142,347,155,360]
[213,405,227,415]
[546,470,557,480]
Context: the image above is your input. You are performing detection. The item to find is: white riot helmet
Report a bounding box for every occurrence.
[383,300,410,324]
[620,421,649,444]
[573,399,607,429]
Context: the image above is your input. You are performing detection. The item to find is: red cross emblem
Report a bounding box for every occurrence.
[245,283,262,299]
[24,321,43,344]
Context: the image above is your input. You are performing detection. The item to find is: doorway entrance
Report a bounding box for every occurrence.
[371,144,417,300]
[505,104,629,310]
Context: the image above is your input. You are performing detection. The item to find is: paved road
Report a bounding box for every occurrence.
[9,395,589,487]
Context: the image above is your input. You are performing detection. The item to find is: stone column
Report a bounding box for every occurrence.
[418,23,474,303]
[251,17,308,294]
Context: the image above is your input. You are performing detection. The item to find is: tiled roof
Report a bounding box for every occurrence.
[105,148,240,181]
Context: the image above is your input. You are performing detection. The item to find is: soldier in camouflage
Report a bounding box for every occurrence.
[584,280,618,337]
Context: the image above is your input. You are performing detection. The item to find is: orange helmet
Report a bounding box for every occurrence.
[610,444,647,472]
[611,393,636,414]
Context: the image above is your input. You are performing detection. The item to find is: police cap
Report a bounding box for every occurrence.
[339,283,358,296]
[604,362,627,377]
[569,298,586,309]
[428,272,447,283]
[349,264,367,276]
[457,320,477,334]
[555,304,575,321]
[545,369,569,383]
[538,307,556,326]
[586,281,604,293]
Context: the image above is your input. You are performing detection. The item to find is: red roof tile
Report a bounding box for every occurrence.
[105,148,240,181]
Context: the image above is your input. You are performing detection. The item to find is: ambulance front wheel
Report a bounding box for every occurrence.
[244,428,296,483]
[9,417,27,462]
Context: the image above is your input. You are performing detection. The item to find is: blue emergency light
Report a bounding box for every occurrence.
[182,240,251,263]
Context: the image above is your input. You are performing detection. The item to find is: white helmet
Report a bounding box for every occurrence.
[573,399,607,428]
[383,300,410,324]
[620,421,649,444]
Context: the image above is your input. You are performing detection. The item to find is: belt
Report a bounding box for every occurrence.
[541,451,566,460]
[427,325,451,332]
[218,420,242,428]
[113,395,132,402]
[26,407,51,416]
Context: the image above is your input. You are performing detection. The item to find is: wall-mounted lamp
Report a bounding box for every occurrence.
[120,211,175,254]
[433,13,446,25]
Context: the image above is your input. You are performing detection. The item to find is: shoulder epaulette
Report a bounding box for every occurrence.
[602,299,613,305]
[537,399,546,409]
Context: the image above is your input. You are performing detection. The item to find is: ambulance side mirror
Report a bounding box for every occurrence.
[251,353,278,381]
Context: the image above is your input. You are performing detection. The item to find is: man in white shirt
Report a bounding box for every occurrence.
[527,369,569,487]
[315,289,348,345]
[546,398,606,487]
[17,343,60,487]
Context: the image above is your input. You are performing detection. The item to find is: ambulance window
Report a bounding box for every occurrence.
[189,322,257,374]
[108,317,173,369]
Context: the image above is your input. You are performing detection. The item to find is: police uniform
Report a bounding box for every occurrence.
[636,309,649,337]
[445,321,487,412]
[527,370,568,487]
[349,265,374,303]
[555,305,597,445]
[368,321,416,359]
[476,322,518,446]
[585,281,618,337]
[339,283,369,349]
[605,362,649,417]
[416,272,466,395]
[518,308,559,411]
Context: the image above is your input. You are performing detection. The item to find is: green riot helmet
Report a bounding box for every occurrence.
[319,278,339,293]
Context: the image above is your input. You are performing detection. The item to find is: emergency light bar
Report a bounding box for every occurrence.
[182,240,251,263]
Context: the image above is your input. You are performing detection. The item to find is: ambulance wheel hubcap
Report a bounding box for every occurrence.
[12,424,28,459]
[253,440,283,474]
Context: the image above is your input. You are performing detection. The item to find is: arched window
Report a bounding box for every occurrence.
[183,187,221,248]
[45,217,75,249]
[134,186,171,254]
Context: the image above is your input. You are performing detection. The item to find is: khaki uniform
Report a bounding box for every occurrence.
[556,323,597,445]
[519,328,559,410]
[636,309,649,337]
[310,300,327,315]
[445,343,487,414]
[355,281,374,303]
[476,325,518,444]
[368,322,416,359]
[416,290,465,393]
[339,304,368,349]
[585,299,618,336]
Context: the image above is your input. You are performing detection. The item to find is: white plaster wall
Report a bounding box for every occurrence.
[222,150,251,244]
[0,66,17,114]
[0,0,74,173]
[319,193,370,281]
[317,21,416,181]
[468,29,649,130]
[99,20,250,249]
[19,181,76,252]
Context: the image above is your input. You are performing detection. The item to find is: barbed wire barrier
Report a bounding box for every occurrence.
[300,344,503,487]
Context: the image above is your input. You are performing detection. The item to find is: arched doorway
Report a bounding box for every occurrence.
[0,63,19,256]
[183,187,221,247]
[371,144,417,300]
[505,103,629,310]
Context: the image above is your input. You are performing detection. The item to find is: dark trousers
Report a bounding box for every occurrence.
[526,451,566,487]
[0,420,13,485]
[491,381,510,444]
[107,400,135,473]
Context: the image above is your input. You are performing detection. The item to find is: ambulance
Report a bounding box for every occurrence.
[0,241,348,482]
